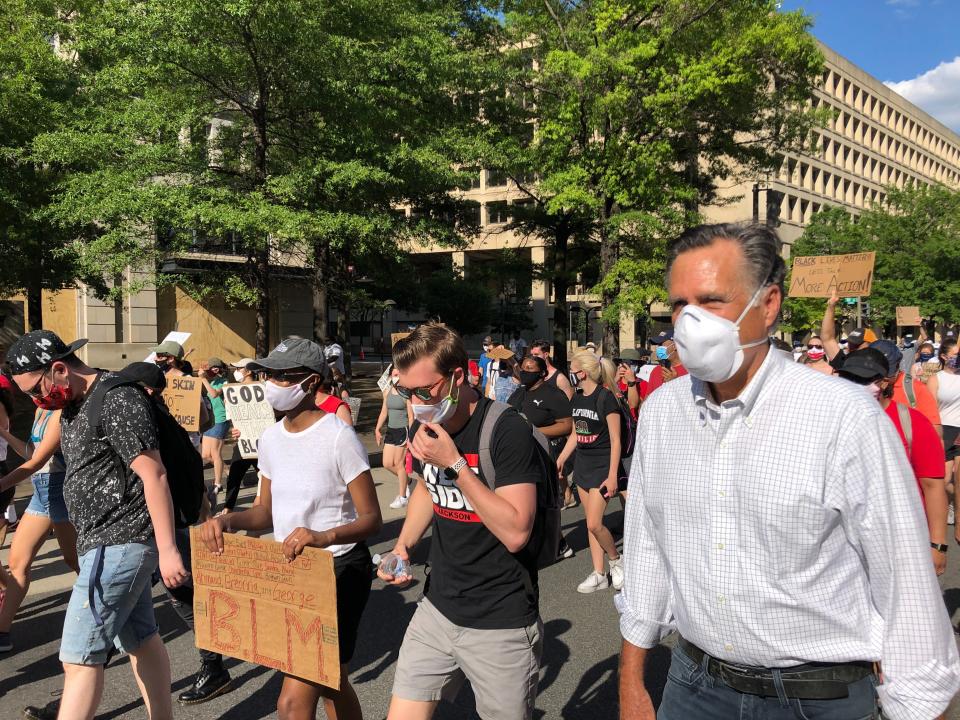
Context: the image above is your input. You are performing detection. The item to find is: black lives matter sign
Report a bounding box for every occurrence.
[222,383,275,459]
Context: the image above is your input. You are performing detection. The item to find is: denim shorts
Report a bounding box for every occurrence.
[59,542,159,665]
[203,421,230,439]
[25,472,70,524]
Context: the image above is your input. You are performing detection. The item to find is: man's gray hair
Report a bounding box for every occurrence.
[666,223,787,296]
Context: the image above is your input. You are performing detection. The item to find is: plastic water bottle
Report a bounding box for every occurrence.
[372,552,408,577]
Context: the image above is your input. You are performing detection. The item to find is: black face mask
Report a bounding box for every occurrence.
[518,370,542,388]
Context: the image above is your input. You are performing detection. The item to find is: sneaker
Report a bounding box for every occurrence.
[389,495,408,509]
[0,631,11,652]
[609,557,624,591]
[577,571,609,594]
[557,537,574,560]
[23,698,59,720]
[949,504,955,526]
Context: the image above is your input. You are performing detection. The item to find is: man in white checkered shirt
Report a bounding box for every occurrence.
[618,223,960,720]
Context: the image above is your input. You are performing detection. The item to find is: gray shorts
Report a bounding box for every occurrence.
[393,598,543,720]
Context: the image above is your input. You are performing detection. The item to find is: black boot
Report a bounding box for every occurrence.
[177,661,232,705]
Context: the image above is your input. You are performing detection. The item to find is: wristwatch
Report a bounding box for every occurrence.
[444,456,468,482]
[626,380,638,387]
[931,541,949,553]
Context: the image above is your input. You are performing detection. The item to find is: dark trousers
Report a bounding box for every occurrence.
[659,646,880,720]
[159,528,223,667]
[224,445,258,512]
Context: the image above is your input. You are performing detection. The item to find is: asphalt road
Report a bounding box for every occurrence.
[2,466,959,719]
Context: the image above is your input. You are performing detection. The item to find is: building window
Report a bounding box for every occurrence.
[486,168,508,188]
[486,201,509,225]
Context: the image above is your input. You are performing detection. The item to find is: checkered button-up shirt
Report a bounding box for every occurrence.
[619,347,960,719]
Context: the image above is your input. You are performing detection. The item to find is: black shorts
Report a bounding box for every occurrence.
[944,425,960,462]
[334,542,373,663]
[384,426,408,447]
[574,451,628,491]
[0,460,13,510]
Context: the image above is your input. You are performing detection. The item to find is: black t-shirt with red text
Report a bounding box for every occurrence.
[416,397,542,629]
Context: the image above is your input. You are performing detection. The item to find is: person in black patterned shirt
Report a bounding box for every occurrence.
[8,330,187,720]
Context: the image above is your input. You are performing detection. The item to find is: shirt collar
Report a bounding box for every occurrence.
[691,343,784,424]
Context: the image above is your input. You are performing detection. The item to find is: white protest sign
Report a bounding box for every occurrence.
[223,382,275,459]
[144,331,192,362]
[376,366,393,393]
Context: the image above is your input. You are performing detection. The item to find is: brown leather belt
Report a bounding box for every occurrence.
[678,637,875,701]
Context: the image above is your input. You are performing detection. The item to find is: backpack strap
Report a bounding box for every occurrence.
[896,402,913,457]
[86,374,139,439]
[902,371,917,408]
[477,400,512,491]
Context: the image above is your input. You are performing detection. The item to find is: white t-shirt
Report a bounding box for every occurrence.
[936,371,960,428]
[257,414,370,557]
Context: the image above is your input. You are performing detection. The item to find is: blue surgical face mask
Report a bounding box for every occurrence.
[918,352,934,362]
[656,346,669,361]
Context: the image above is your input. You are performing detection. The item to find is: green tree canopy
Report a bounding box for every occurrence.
[483,0,824,354]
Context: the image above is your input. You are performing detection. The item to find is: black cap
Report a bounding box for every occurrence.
[248,337,328,375]
[847,328,866,345]
[119,362,167,391]
[838,347,888,381]
[650,329,674,345]
[617,349,642,362]
[868,339,902,377]
[7,330,88,375]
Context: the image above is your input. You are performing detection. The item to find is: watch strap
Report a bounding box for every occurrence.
[931,541,948,553]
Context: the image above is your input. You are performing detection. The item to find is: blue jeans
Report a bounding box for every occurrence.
[59,542,159,665]
[659,645,881,720]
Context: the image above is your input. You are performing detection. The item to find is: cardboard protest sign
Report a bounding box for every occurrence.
[222,382,275,458]
[787,252,875,298]
[377,366,393,393]
[162,375,202,432]
[190,529,340,688]
[391,332,411,348]
[896,306,921,326]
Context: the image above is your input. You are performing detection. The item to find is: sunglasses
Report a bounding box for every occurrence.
[24,368,51,398]
[807,344,823,350]
[395,373,453,401]
[265,369,314,383]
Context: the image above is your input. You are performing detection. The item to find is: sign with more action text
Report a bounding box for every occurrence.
[787,252,876,298]
[162,375,202,432]
[222,382,274,459]
[896,306,922,327]
[190,529,340,688]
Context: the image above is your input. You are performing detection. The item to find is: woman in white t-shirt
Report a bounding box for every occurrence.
[933,340,960,528]
[200,338,382,720]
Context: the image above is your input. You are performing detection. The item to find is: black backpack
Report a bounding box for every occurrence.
[477,400,562,569]
[86,372,206,528]
[611,390,636,459]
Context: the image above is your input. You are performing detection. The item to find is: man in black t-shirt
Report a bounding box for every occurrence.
[379,323,544,720]
[8,330,187,720]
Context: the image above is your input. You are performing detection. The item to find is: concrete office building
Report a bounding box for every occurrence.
[4,43,960,364]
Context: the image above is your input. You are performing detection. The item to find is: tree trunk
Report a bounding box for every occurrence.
[252,98,271,357]
[312,236,330,344]
[27,282,42,332]
[336,294,352,377]
[551,221,571,370]
[254,245,270,356]
[599,197,619,357]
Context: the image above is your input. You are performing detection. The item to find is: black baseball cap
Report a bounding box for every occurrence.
[650,329,674,345]
[248,337,328,375]
[617,349,642,362]
[837,347,888,382]
[7,330,88,375]
[868,340,902,377]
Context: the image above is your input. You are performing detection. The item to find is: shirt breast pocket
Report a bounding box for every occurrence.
[739,471,835,576]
